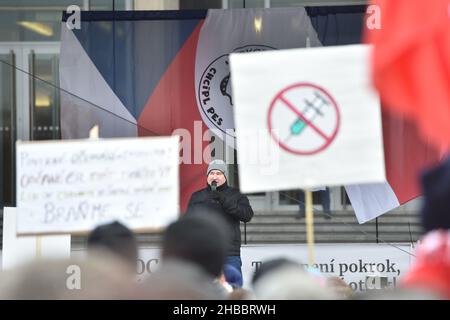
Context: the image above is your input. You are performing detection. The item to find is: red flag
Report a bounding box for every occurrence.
[366,0,450,150]
[401,230,450,299]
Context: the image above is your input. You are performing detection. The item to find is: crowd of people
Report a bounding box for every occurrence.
[0,157,449,300]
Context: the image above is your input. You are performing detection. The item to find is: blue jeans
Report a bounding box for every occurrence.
[225,256,243,285]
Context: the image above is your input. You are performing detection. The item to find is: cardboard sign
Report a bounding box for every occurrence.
[16,136,179,235]
[229,45,385,193]
[1,207,71,270]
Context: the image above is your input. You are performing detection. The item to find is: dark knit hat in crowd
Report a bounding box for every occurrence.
[420,156,450,233]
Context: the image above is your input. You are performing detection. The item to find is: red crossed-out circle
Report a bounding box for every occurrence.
[267,82,340,155]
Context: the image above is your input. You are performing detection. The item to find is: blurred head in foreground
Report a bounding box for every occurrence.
[0,255,140,299]
[161,214,228,278]
[87,221,138,272]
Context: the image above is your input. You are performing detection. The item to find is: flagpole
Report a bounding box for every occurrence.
[305,189,316,266]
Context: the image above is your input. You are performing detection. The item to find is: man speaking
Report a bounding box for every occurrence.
[186,159,254,279]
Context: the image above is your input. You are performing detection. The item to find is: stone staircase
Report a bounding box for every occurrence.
[69,209,423,249]
[240,210,422,244]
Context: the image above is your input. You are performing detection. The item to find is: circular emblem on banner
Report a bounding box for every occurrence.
[267,83,340,155]
[197,45,275,140]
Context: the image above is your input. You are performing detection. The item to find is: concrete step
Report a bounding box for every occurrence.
[250,211,420,224]
[70,209,422,248]
[244,232,419,243]
[249,215,364,224]
[240,224,422,233]
[244,233,375,243]
[254,210,419,217]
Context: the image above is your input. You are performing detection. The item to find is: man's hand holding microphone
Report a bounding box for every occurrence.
[210,181,225,204]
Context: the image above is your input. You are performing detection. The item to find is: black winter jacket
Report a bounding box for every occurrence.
[186,183,254,256]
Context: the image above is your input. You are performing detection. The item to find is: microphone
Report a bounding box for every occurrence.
[211,181,217,192]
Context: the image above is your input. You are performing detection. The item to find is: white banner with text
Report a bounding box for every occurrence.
[16,136,179,235]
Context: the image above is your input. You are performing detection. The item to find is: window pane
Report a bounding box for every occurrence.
[31,53,60,141]
[0,54,15,207]
[279,189,325,206]
[90,0,126,10]
[179,0,222,9]
[0,1,84,42]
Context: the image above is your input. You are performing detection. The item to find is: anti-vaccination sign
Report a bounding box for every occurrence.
[229,44,385,193]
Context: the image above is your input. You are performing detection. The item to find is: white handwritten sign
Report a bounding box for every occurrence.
[16,136,179,235]
[2,207,71,269]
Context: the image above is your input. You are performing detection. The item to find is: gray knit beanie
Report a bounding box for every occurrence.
[207,159,228,181]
